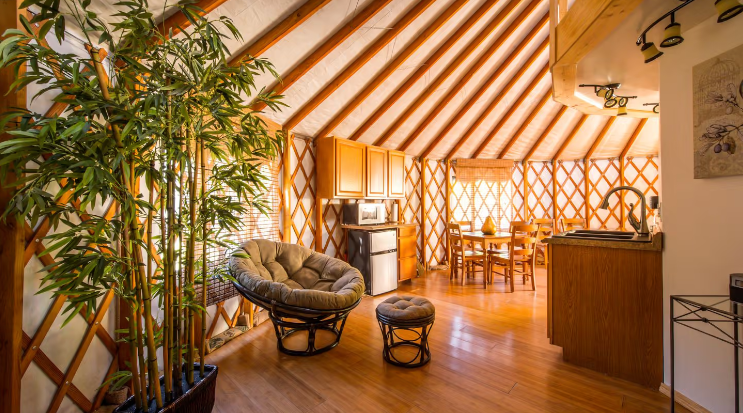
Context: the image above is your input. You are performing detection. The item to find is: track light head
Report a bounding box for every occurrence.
[617,105,628,116]
[716,0,743,22]
[641,42,663,63]
[660,21,684,47]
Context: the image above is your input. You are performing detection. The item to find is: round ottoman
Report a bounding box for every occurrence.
[376,295,435,367]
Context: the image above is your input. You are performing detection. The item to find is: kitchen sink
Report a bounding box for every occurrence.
[552,229,650,242]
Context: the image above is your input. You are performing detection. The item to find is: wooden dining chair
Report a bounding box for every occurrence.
[448,223,486,286]
[532,218,554,265]
[559,217,586,232]
[486,224,539,292]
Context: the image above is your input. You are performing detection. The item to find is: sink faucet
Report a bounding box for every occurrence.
[599,186,650,235]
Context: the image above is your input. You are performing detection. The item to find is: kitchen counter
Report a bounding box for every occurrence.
[545,231,663,251]
[340,223,418,231]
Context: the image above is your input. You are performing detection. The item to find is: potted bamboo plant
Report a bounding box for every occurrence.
[0,0,284,411]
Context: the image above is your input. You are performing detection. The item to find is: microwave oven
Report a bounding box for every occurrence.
[342,203,386,226]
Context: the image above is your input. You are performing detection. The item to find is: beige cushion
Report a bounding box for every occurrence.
[229,240,365,310]
[376,295,435,321]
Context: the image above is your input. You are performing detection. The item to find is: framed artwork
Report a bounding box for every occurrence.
[693,42,743,179]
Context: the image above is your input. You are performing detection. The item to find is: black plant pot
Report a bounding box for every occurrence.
[113,364,218,413]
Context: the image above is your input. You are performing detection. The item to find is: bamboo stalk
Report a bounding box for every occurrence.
[199,138,207,376]
[123,226,144,410]
[161,152,172,399]
[186,136,200,385]
[175,148,185,383]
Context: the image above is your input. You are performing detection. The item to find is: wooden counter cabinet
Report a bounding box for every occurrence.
[398,225,417,282]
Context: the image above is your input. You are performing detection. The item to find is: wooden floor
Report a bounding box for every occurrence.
[207,269,688,413]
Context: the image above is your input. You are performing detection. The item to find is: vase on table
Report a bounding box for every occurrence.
[482,217,496,235]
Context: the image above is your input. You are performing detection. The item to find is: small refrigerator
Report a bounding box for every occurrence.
[347,229,398,296]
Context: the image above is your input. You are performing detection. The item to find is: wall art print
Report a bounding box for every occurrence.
[693,42,743,179]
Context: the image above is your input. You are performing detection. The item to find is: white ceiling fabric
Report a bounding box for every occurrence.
[77,0,660,160]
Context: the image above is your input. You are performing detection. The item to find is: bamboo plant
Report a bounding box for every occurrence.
[0,0,284,410]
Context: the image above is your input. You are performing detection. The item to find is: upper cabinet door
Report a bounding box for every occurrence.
[388,150,405,198]
[335,139,366,197]
[366,146,388,198]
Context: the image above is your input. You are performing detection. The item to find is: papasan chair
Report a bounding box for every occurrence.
[229,239,365,356]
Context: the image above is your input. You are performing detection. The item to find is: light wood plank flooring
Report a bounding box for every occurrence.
[206,269,687,413]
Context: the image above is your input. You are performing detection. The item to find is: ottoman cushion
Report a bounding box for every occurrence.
[376,296,435,321]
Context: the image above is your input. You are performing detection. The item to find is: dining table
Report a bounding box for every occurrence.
[461,231,512,250]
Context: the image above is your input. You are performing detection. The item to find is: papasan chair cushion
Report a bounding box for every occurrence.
[229,239,365,310]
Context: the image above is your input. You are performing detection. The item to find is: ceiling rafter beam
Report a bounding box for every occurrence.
[584,116,616,161]
[444,38,548,159]
[398,8,548,152]
[552,113,588,160]
[495,88,552,159]
[620,118,648,158]
[473,64,549,158]
[252,0,395,112]
[228,0,333,65]
[157,0,230,37]
[314,0,468,139]
[522,105,567,163]
[283,0,439,131]
[421,16,549,159]
[367,0,537,146]
[346,0,503,142]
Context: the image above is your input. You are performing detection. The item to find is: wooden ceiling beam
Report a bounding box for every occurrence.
[228,0,333,65]
[420,16,548,158]
[584,116,616,161]
[522,105,567,163]
[620,118,648,158]
[252,0,395,112]
[346,0,502,142]
[366,0,537,146]
[473,64,549,158]
[283,0,439,131]
[157,0,230,37]
[552,113,588,161]
[314,0,468,139]
[398,9,547,152]
[495,88,552,159]
[443,38,548,159]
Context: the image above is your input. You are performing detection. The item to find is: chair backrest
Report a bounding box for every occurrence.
[508,220,530,232]
[560,217,586,232]
[510,224,540,258]
[532,218,554,242]
[455,220,475,232]
[448,222,466,255]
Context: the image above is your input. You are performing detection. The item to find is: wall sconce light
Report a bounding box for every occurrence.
[716,0,743,22]
[660,14,684,47]
[636,0,742,63]
[643,103,660,114]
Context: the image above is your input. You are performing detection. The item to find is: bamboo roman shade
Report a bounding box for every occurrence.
[453,158,513,184]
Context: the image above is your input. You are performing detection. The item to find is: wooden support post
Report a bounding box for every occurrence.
[0,3,26,412]
[420,159,427,270]
[619,157,626,230]
[315,195,323,253]
[552,160,558,221]
[445,159,452,265]
[524,162,530,221]
[584,159,591,228]
[282,131,292,242]
[619,119,648,231]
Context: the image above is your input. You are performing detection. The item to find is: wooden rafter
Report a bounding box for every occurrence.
[620,118,648,158]
[346,0,502,142]
[252,0,395,112]
[283,0,438,130]
[420,16,549,158]
[314,0,469,138]
[367,0,535,146]
[472,64,549,158]
[495,88,553,159]
[584,117,616,160]
[157,0,230,37]
[444,38,549,159]
[552,113,588,160]
[399,9,548,152]
[522,105,568,163]
[228,0,332,65]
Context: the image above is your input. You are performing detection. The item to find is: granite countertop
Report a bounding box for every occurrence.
[340,223,418,230]
[545,231,663,252]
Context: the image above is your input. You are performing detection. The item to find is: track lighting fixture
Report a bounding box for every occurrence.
[716,0,743,22]
[615,96,636,116]
[643,103,660,114]
[636,0,742,63]
[579,83,621,101]
[660,14,684,47]
[617,105,628,116]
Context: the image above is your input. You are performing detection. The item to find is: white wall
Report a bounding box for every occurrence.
[660,15,743,413]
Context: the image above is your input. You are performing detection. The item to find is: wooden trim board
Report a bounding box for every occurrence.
[659,383,712,413]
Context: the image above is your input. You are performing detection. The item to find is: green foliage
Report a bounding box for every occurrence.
[0,0,285,401]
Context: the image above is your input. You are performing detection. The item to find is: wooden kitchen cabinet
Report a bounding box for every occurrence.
[398,225,417,282]
[366,146,388,198]
[388,150,405,198]
[316,137,366,199]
